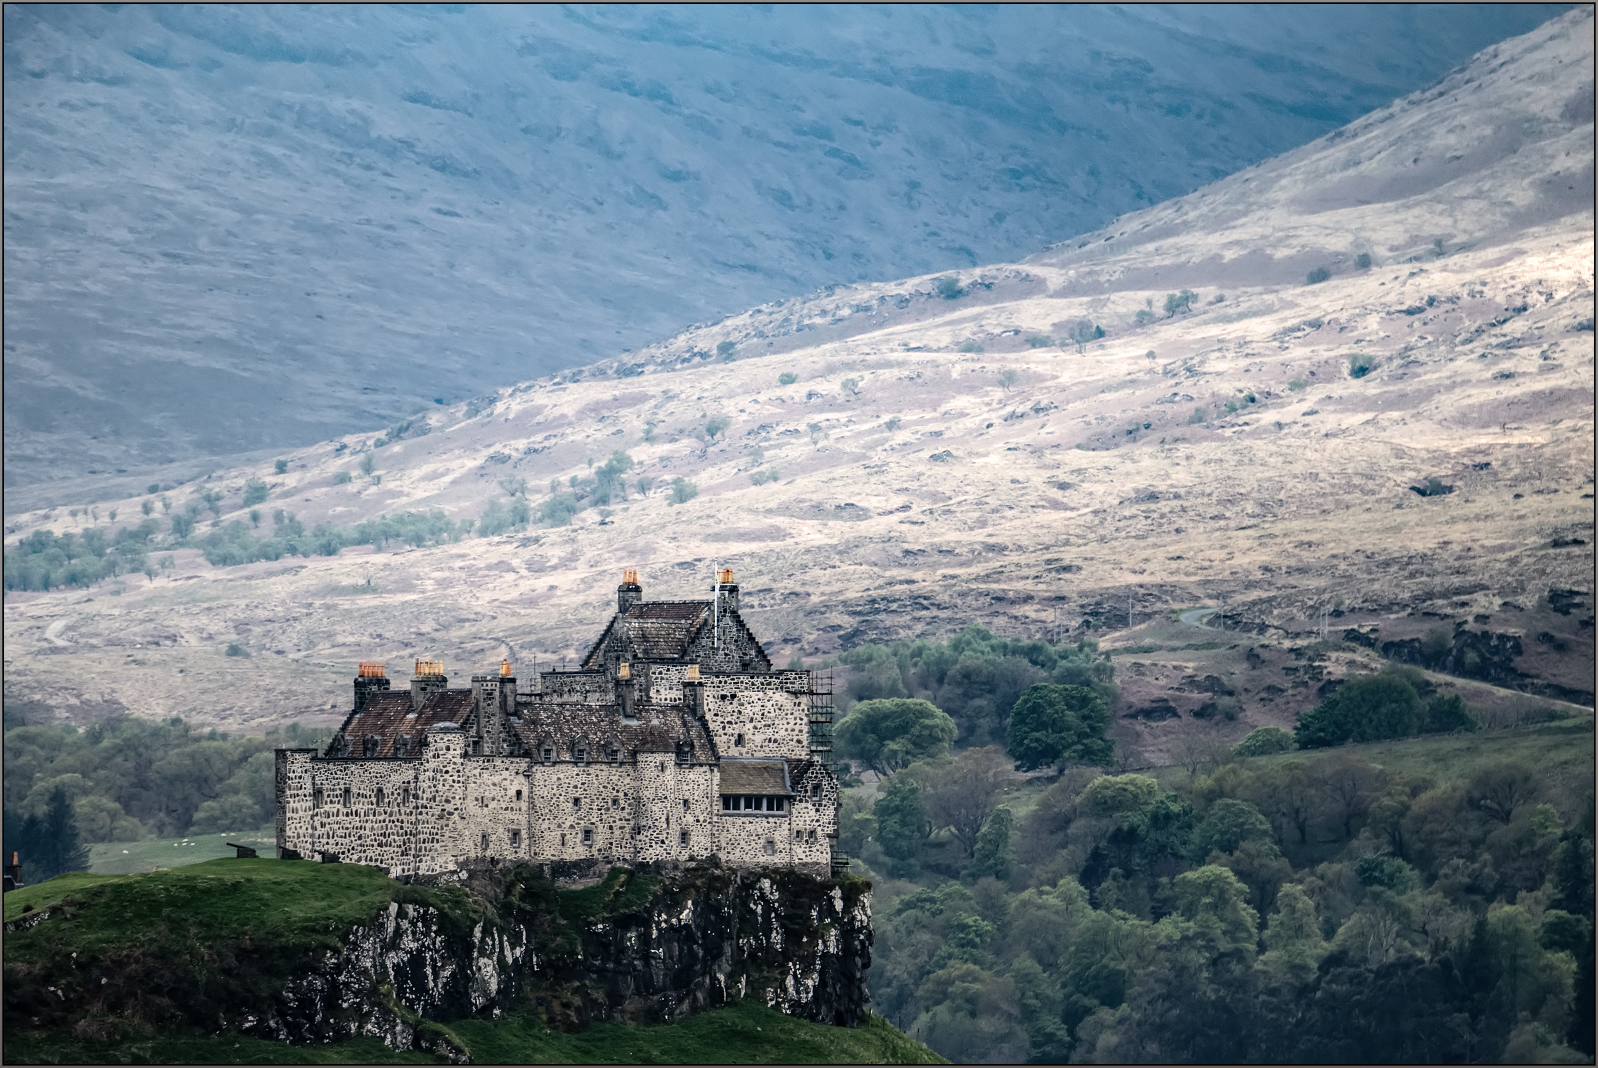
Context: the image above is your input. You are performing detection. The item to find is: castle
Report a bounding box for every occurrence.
[274,570,841,878]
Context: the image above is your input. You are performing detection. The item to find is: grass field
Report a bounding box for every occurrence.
[86,825,278,874]
[4,1002,943,1065]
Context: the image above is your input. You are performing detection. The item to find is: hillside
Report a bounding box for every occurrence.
[4,859,935,1065]
[3,11,1593,765]
[1,4,1567,491]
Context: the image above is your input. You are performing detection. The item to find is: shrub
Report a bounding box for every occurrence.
[360,453,376,476]
[635,476,654,496]
[1288,378,1308,391]
[242,479,269,507]
[959,340,984,354]
[1193,696,1241,720]
[1348,354,1375,378]
[273,460,288,475]
[170,514,196,540]
[1188,406,1208,425]
[224,643,249,658]
[885,417,901,431]
[333,471,352,485]
[749,468,780,485]
[704,417,729,440]
[1355,252,1373,270]
[778,372,798,385]
[1163,289,1196,317]
[1066,320,1104,353]
[716,340,737,358]
[1233,727,1294,757]
[999,369,1018,390]
[1026,335,1054,348]
[1423,693,1478,733]
[841,377,860,394]
[1295,671,1423,748]
[670,477,698,504]
[147,482,162,494]
[934,275,964,300]
[1306,266,1332,285]
[535,495,580,526]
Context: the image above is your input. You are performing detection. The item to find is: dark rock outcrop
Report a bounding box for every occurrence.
[244,861,871,1057]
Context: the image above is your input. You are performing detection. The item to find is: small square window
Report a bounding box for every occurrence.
[576,747,587,763]
[810,784,821,800]
[543,748,553,764]
[611,797,620,809]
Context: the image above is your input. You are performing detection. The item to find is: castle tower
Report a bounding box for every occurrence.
[353,661,389,713]
[618,569,643,613]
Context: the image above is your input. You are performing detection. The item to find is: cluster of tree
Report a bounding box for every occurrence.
[1295,667,1477,748]
[837,628,1115,749]
[855,741,1594,1064]
[4,520,165,591]
[194,509,467,566]
[2,718,331,883]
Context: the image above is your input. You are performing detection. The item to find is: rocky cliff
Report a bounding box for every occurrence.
[4,860,872,1062]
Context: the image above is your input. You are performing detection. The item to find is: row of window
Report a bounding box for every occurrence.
[312,785,819,811]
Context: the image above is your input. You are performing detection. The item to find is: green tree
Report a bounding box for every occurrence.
[1423,692,1477,733]
[1295,671,1423,748]
[1233,726,1293,757]
[716,340,737,358]
[998,369,1018,390]
[1260,882,1327,980]
[1306,266,1331,284]
[778,372,798,385]
[1066,319,1104,353]
[1163,289,1196,317]
[333,471,352,485]
[670,478,698,504]
[1006,683,1113,771]
[1189,798,1276,860]
[964,805,1014,881]
[703,417,729,441]
[273,459,288,475]
[934,275,964,300]
[169,513,196,540]
[1166,864,1260,953]
[835,698,956,776]
[242,478,269,507]
[41,785,90,879]
[875,773,931,876]
[359,452,376,477]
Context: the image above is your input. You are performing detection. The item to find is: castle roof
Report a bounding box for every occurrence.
[513,702,718,760]
[580,599,772,671]
[332,689,472,758]
[718,758,792,795]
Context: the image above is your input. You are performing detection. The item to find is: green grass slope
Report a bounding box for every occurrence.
[4,860,938,1065]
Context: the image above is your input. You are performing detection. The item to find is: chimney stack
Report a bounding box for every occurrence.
[411,659,447,710]
[618,569,643,613]
[354,662,389,714]
[715,567,739,613]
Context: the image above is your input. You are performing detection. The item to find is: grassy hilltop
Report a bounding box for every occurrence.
[3,860,941,1065]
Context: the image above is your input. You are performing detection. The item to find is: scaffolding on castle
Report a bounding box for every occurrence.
[806,668,836,772]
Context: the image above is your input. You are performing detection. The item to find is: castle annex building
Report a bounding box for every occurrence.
[275,571,841,877]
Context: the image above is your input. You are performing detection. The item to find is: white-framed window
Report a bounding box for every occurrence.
[810,783,822,800]
[763,838,776,856]
[510,830,522,848]
[582,828,593,845]
[679,830,690,846]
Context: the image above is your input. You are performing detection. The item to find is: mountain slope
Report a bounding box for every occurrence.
[3,11,1592,760]
[1,4,1567,489]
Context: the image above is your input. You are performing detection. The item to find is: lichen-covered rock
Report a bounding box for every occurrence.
[242,860,870,1055]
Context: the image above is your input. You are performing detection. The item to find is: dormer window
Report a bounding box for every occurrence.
[542,747,553,764]
[575,746,587,764]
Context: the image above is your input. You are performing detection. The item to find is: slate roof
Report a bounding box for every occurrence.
[330,689,472,758]
[513,703,717,760]
[719,759,792,795]
[581,600,712,668]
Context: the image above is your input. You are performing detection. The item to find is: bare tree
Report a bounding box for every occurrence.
[1467,760,1538,824]
[923,746,1019,859]
[1314,755,1385,841]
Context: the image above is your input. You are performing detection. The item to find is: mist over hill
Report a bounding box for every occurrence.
[1,3,1566,493]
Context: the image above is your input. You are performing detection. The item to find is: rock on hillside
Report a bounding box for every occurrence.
[3,11,1592,761]
[1,4,1566,488]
